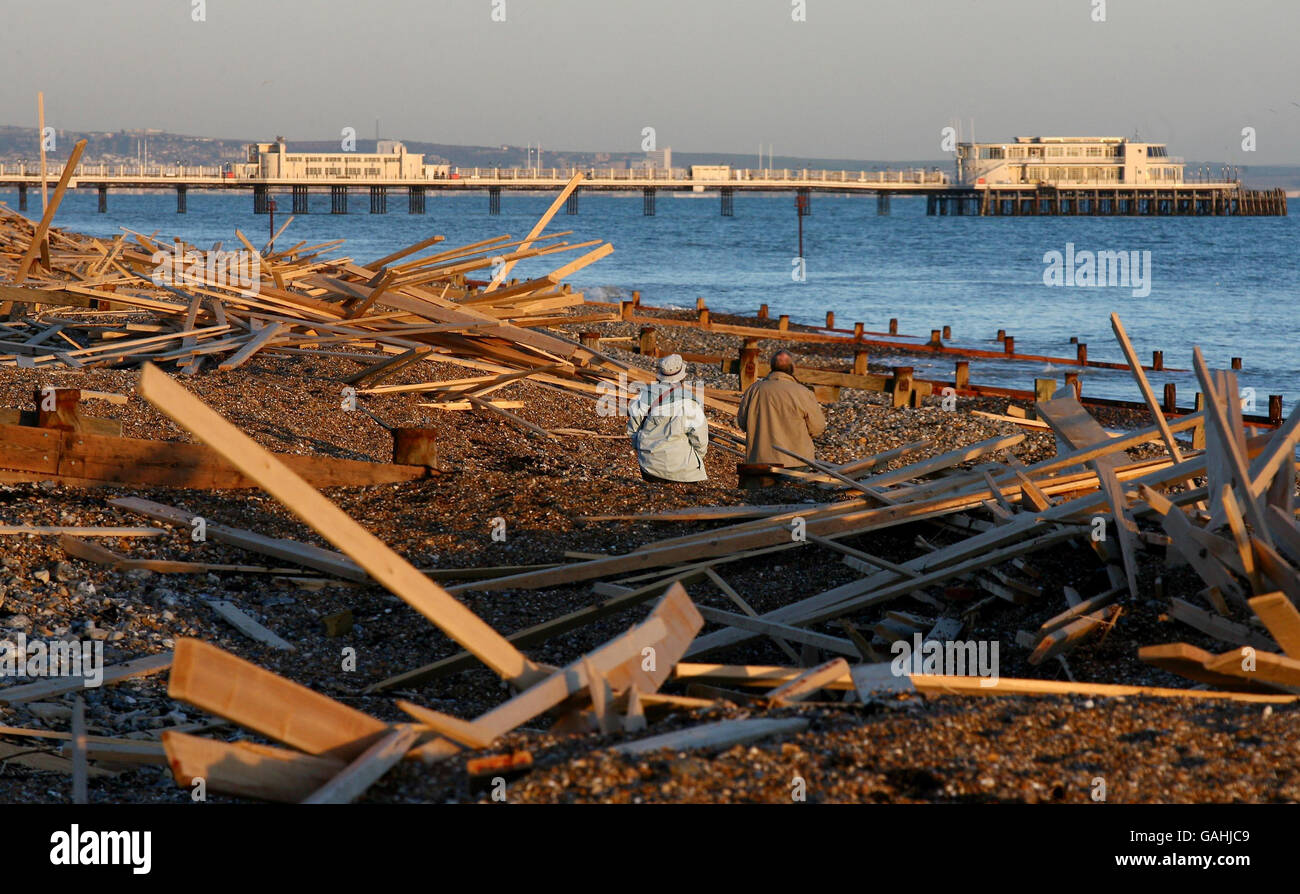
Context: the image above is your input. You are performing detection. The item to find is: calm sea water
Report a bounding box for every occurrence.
[6,188,1295,413]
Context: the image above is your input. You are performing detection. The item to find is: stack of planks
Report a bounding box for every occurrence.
[0,172,739,428]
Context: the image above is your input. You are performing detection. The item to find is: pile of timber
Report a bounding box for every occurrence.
[4,155,1298,800]
[0,171,747,474]
[26,354,1281,803]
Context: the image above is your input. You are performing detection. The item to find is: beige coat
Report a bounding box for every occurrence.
[736,371,827,464]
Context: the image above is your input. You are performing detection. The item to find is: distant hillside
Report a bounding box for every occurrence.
[0,125,1294,187]
[0,125,944,172]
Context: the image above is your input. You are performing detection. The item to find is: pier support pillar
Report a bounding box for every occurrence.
[330,185,348,214]
[408,185,424,214]
[98,185,108,214]
[720,187,734,217]
[292,185,310,214]
[926,194,937,215]
[17,184,26,211]
[643,187,655,216]
[369,185,387,214]
[176,185,187,214]
[253,184,268,214]
[877,191,891,215]
[565,189,579,215]
[489,187,501,215]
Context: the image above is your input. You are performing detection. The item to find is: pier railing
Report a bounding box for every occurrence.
[0,162,948,186]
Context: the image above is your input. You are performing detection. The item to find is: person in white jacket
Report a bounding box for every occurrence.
[626,354,708,483]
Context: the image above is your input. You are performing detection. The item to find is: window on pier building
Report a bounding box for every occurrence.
[981,147,1005,159]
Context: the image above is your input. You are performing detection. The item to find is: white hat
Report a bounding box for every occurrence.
[656,353,687,383]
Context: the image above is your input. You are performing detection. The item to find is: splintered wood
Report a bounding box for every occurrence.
[7,169,1300,802]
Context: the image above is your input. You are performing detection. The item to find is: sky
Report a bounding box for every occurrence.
[3,0,1298,164]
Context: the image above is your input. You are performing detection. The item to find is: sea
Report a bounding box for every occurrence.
[5,188,1295,414]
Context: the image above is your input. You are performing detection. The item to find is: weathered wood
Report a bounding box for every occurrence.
[110,497,366,582]
[1247,593,1300,658]
[206,599,296,651]
[0,652,172,706]
[408,584,701,764]
[162,731,347,802]
[136,365,543,688]
[0,422,427,490]
[765,658,851,705]
[613,718,809,756]
[167,638,389,761]
[301,725,422,804]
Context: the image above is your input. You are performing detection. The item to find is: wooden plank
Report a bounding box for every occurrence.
[1248,402,1300,498]
[136,364,544,687]
[166,638,389,761]
[0,652,172,706]
[1265,505,1300,564]
[765,658,851,705]
[1140,485,1246,603]
[1192,348,1274,546]
[1249,593,1300,659]
[0,422,427,490]
[13,140,87,284]
[1167,597,1275,649]
[216,322,285,371]
[696,605,859,658]
[1028,605,1120,664]
[850,662,916,698]
[110,497,366,582]
[71,696,87,804]
[673,663,855,691]
[1037,395,1141,598]
[912,671,1297,702]
[0,525,162,537]
[162,731,347,802]
[207,599,296,651]
[408,583,701,764]
[484,172,584,291]
[1110,314,1186,464]
[301,725,422,804]
[1203,648,1300,691]
[703,568,799,662]
[0,741,115,777]
[613,718,809,757]
[395,701,494,749]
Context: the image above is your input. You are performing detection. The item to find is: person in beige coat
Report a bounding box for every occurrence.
[736,350,827,464]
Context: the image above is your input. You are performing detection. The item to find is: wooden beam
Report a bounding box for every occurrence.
[301,725,422,804]
[13,139,86,284]
[162,731,347,802]
[613,718,809,756]
[167,638,389,761]
[136,364,543,688]
[1247,593,1300,659]
[484,172,584,291]
[0,652,171,706]
[765,658,851,705]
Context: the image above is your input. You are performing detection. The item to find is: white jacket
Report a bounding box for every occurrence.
[626,382,708,482]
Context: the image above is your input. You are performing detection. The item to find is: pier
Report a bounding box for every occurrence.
[0,162,1284,217]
